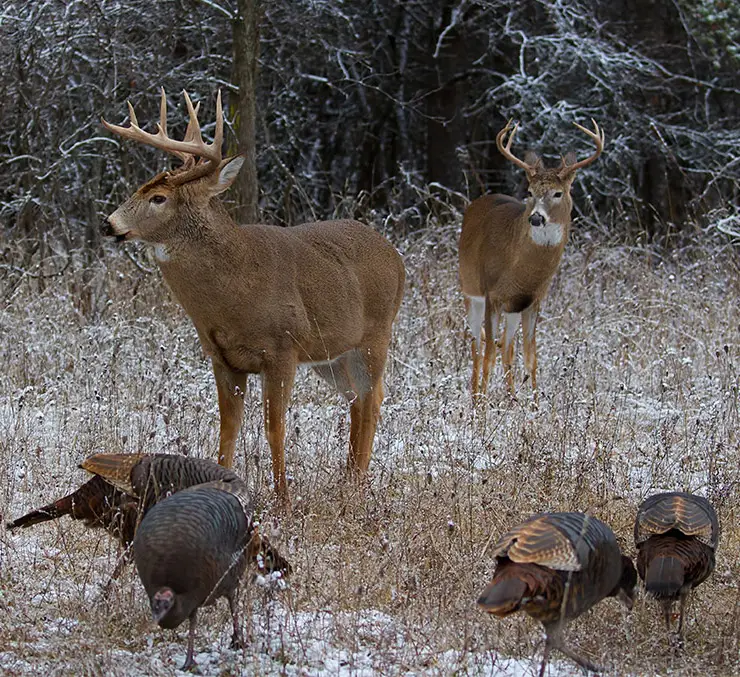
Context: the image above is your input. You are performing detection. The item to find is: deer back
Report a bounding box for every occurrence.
[154,218,404,371]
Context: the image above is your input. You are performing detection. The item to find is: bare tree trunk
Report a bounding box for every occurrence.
[425,2,466,192]
[231,0,260,224]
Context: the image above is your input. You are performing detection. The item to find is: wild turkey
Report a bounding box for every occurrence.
[478,512,636,676]
[7,453,240,542]
[133,479,290,671]
[634,491,719,637]
[6,453,286,580]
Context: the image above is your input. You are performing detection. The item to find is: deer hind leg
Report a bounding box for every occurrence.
[262,362,297,503]
[347,343,388,476]
[311,350,363,467]
[347,384,383,478]
[470,339,481,396]
[501,312,521,396]
[465,295,485,396]
[213,362,248,468]
[521,304,539,403]
[312,343,386,478]
[480,298,500,395]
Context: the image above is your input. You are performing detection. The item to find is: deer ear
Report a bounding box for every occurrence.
[210,155,245,195]
[558,152,578,180]
[524,151,542,172]
[561,151,577,167]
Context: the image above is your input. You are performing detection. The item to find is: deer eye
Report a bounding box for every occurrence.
[525,190,533,199]
[553,191,563,199]
[149,194,167,205]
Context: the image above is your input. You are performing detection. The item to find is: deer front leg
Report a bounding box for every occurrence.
[463,296,480,397]
[262,363,297,503]
[522,304,539,403]
[480,298,500,395]
[213,361,247,468]
[501,312,521,396]
[464,295,485,397]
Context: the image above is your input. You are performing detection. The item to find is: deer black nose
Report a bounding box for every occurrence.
[529,212,546,227]
[101,217,115,237]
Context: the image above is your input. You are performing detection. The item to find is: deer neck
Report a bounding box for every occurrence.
[512,213,570,282]
[153,205,254,326]
[154,202,241,265]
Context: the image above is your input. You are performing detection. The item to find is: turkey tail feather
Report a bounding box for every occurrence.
[478,576,528,616]
[7,496,72,530]
[645,555,685,598]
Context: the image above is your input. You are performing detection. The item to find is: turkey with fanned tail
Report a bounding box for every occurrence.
[478,511,636,677]
[6,453,288,582]
[634,491,719,639]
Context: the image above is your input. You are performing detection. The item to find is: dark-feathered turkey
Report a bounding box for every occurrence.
[133,479,288,671]
[6,453,287,580]
[634,491,719,637]
[478,512,636,677]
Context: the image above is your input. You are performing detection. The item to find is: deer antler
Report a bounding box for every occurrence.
[561,118,604,174]
[102,88,224,185]
[496,119,539,177]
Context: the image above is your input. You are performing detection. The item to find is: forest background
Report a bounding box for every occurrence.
[2,0,739,257]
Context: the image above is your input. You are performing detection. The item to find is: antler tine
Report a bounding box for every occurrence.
[572,118,604,144]
[126,101,139,129]
[213,90,223,155]
[158,87,167,138]
[496,119,537,176]
[182,102,201,143]
[566,118,605,172]
[102,89,225,178]
[156,88,190,164]
[181,91,203,146]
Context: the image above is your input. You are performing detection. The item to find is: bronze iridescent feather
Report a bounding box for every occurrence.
[634,491,719,638]
[479,512,636,677]
[634,491,719,548]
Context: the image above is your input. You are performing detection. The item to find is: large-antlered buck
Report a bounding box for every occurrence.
[459,119,604,401]
[102,89,405,503]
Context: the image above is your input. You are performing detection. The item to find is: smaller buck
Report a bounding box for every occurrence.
[458,119,604,400]
[102,89,405,503]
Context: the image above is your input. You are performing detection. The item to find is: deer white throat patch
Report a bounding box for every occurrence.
[529,222,564,247]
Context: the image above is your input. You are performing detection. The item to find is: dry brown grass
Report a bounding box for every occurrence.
[0,222,738,676]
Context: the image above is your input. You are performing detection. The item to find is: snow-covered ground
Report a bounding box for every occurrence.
[1,237,737,675]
